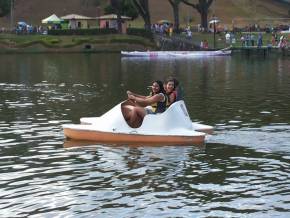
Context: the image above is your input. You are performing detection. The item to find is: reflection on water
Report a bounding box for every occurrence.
[0,53,290,217]
[210,125,290,153]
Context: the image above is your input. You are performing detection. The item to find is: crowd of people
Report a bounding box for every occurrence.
[151,23,174,36]
[0,22,63,35]
[271,34,288,48]
[239,33,263,47]
[15,23,63,35]
[15,24,47,34]
[221,31,289,48]
[238,32,289,48]
[122,77,180,128]
[151,21,289,49]
[200,39,209,49]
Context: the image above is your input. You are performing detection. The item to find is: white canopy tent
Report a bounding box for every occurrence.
[42,14,63,24]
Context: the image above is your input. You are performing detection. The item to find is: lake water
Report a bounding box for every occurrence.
[0,53,289,217]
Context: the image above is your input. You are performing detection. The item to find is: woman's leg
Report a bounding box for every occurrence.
[122,105,134,121]
[129,106,146,128]
[121,103,146,128]
[134,107,146,119]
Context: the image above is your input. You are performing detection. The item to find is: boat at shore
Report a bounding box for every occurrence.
[121,49,231,58]
[63,100,213,146]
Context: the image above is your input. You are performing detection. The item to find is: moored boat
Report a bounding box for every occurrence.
[63,100,213,146]
[121,49,231,58]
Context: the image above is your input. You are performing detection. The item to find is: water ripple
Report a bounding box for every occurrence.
[0,55,290,217]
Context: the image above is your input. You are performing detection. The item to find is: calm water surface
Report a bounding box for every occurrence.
[0,53,290,217]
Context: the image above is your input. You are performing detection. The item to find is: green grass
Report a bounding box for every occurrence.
[0,32,288,51]
[0,34,155,49]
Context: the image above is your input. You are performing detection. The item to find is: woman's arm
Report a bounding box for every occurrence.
[128,93,164,107]
[127,90,147,99]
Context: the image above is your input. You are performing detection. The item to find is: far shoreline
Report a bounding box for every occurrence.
[0,33,288,56]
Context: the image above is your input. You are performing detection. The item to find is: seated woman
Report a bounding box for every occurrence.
[123,80,167,128]
[164,77,179,106]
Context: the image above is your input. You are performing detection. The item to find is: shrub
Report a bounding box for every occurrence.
[45,38,60,44]
[127,28,153,40]
[48,28,118,35]
[110,37,153,47]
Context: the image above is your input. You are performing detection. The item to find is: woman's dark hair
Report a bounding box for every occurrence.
[153,80,165,94]
[165,76,179,90]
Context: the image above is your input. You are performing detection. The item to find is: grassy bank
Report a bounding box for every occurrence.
[0,34,156,53]
[0,32,288,53]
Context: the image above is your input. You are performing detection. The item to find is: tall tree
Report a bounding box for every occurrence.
[0,0,11,17]
[110,0,122,33]
[181,0,213,30]
[122,0,139,19]
[132,0,151,31]
[168,0,182,32]
[94,0,101,7]
[105,0,138,20]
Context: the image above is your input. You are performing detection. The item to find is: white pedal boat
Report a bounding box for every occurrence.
[121,49,231,58]
[63,100,213,146]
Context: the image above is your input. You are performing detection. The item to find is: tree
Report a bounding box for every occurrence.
[168,0,182,32]
[181,0,213,30]
[105,0,138,20]
[110,0,122,33]
[94,0,101,7]
[0,0,11,17]
[122,0,138,19]
[132,0,151,31]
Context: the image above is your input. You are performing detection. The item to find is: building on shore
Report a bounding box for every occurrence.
[61,14,96,29]
[97,14,131,33]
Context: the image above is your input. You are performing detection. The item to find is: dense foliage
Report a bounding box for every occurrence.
[0,0,11,17]
[104,0,138,20]
[127,27,153,39]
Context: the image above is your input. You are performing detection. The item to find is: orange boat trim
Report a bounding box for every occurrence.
[64,128,205,146]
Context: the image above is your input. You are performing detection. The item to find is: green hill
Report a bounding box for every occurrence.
[0,0,289,28]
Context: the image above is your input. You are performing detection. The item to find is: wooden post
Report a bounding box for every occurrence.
[213,22,216,49]
[10,0,14,31]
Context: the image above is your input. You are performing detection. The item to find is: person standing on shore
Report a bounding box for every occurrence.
[257,33,263,48]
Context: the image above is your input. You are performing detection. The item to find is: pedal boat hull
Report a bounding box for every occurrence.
[63,127,205,146]
[63,100,212,146]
